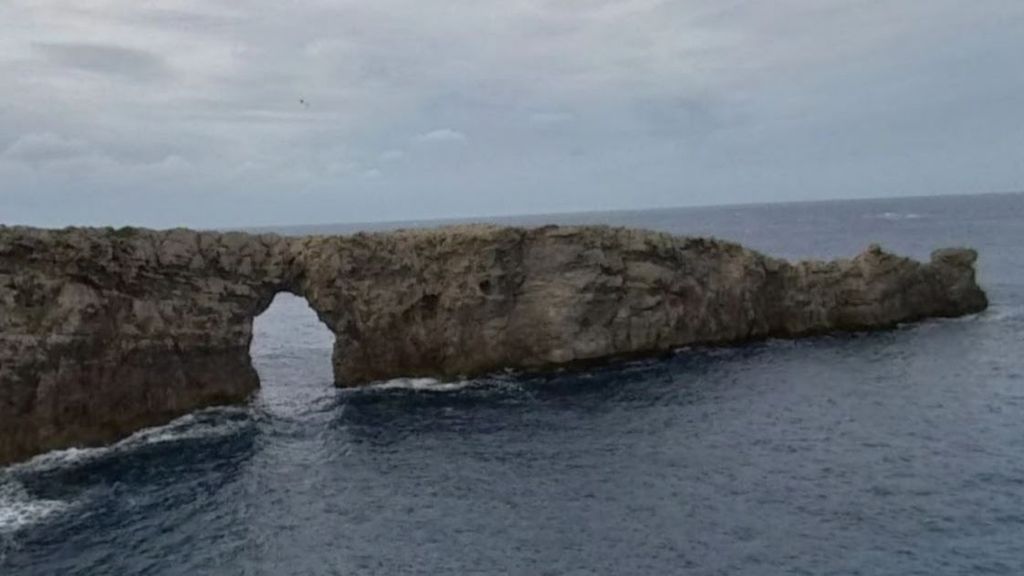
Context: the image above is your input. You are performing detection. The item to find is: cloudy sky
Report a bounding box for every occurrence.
[1,0,1022,228]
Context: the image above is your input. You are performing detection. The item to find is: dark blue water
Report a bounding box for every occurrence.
[3,193,1023,575]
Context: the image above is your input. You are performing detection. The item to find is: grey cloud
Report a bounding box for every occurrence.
[34,42,170,81]
[378,149,405,162]
[0,132,194,182]
[0,0,1021,228]
[2,133,91,164]
[529,112,575,126]
[126,7,248,31]
[627,96,727,140]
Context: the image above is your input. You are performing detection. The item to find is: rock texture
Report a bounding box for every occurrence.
[0,224,987,465]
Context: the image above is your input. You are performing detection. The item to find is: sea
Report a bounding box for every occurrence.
[2,193,1023,575]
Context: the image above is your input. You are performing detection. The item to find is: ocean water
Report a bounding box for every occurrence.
[3,193,1023,575]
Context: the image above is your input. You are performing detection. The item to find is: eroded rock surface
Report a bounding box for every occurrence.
[0,224,987,465]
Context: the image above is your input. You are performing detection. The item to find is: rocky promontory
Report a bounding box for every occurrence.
[0,224,987,465]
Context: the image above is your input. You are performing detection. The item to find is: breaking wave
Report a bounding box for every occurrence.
[5,406,255,476]
[369,377,481,392]
[0,478,69,535]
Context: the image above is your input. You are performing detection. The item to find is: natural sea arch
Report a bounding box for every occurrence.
[0,224,987,465]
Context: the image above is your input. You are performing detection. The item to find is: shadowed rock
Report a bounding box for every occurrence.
[0,224,987,465]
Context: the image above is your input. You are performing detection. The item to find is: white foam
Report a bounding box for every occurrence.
[12,445,109,473]
[986,306,1024,322]
[875,212,925,220]
[897,310,991,331]
[129,413,253,446]
[7,406,255,475]
[368,377,478,392]
[0,479,68,534]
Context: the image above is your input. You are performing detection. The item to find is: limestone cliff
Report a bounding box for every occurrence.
[0,224,987,465]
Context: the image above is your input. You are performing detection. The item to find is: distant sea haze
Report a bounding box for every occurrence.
[3,192,1023,575]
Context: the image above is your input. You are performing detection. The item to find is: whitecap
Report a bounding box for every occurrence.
[984,306,1024,323]
[368,377,477,392]
[7,406,256,475]
[10,445,109,474]
[897,310,992,331]
[873,212,925,220]
[129,411,254,446]
[0,478,68,534]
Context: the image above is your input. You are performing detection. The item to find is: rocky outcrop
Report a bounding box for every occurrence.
[0,224,987,465]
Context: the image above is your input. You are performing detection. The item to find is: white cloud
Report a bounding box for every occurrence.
[413,129,467,144]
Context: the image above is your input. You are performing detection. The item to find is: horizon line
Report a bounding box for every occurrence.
[242,189,1023,234]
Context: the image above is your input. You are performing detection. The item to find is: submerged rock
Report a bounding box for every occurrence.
[0,224,987,465]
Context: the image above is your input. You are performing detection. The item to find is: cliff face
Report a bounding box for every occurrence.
[0,225,987,465]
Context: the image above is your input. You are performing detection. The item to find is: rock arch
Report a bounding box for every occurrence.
[0,224,987,465]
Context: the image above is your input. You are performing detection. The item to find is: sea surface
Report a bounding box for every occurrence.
[2,193,1023,575]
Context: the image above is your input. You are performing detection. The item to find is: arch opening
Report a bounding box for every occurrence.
[249,292,337,416]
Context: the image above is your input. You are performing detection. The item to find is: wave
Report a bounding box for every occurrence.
[0,407,258,539]
[368,377,478,392]
[872,212,925,220]
[891,306,1019,333]
[8,375,522,476]
[0,478,69,535]
[6,406,255,475]
[363,371,537,394]
[984,305,1024,323]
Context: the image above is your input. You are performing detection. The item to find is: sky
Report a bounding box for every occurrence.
[1,0,1022,228]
